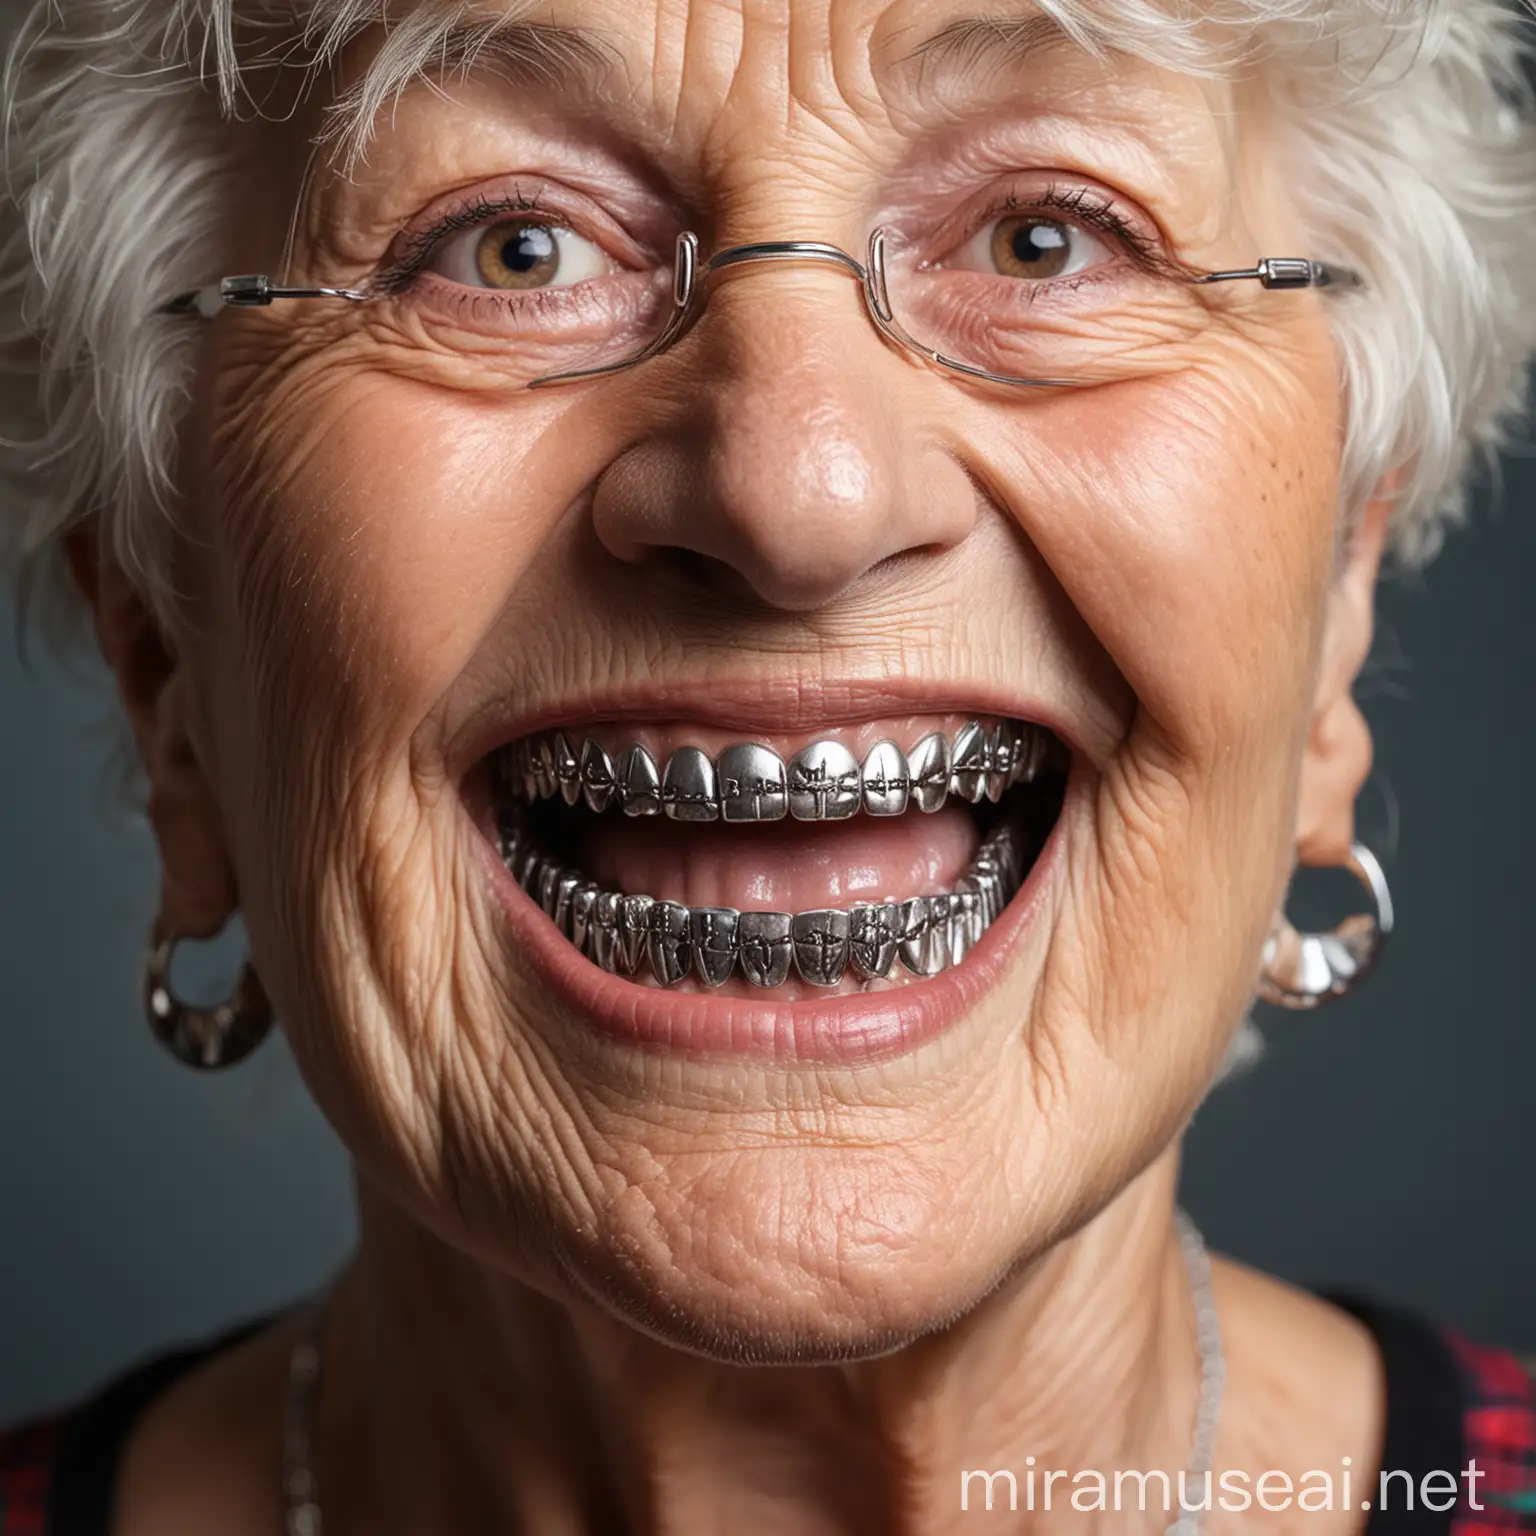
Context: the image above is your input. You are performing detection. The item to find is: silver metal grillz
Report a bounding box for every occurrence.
[496,718,1061,823]
[497,815,1032,989]
[490,716,1068,989]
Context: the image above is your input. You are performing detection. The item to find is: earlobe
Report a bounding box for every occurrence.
[65,527,238,940]
[1293,490,1395,867]
[1295,692,1373,864]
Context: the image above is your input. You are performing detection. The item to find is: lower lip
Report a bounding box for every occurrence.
[480,781,1073,1065]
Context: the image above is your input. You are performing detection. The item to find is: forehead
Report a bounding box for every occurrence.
[491,0,1105,100]
[342,0,1228,155]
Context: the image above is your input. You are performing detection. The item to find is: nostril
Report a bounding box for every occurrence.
[665,547,760,602]
[623,520,894,613]
[614,545,809,614]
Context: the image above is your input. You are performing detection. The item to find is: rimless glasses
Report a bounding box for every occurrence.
[163,217,1363,392]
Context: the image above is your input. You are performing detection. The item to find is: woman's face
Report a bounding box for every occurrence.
[132,0,1382,1357]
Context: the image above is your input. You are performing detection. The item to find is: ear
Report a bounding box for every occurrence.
[1293,489,1395,867]
[66,530,237,939]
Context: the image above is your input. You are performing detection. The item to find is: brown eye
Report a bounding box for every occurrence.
[989,216,1074,280]
[475,221,561,289]
[946,210,1113,284]
[429,217,611,292]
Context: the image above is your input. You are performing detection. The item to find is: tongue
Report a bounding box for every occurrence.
[575,806,981,910]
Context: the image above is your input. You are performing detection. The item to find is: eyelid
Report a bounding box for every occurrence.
[1029,182,1158,253]
[376,173,659,294]
[919,172,1194,282]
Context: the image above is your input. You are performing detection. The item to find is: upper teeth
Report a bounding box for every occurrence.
[496,719,1058,823]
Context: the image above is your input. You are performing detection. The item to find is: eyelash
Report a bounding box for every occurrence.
[376,187,559,297]
[1028,183,1153,253]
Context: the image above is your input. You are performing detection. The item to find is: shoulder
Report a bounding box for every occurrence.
[0,1311,290,1536]
[1321,1290,1536,1532]
[0,1411,67,1535]
[1215,1259,1536,1530]
[1443,1329,1536,1532]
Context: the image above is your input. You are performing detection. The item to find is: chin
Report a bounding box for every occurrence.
[531,1136,1062,1367]
[557,1227,1017,1368]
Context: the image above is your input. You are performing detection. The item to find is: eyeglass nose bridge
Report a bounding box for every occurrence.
[675,234,876,317]
[673,230,904,349]
[701,238,868,284]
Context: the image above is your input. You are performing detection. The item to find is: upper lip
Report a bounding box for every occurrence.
[442,678,1092,786]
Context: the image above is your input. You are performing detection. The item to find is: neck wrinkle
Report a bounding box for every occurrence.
[321,1151,1202,1535]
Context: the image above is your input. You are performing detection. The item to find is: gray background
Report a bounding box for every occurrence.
[2,458,1534,1423]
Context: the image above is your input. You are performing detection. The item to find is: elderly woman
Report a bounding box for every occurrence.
[2,0,1535,1530]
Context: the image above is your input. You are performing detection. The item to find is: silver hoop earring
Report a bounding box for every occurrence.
[143,920,274,1069]
[1257,842,1394,1010]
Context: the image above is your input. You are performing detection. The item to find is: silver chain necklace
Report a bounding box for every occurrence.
[1168,1207,1227,1536]
[282,1209,1225,1536]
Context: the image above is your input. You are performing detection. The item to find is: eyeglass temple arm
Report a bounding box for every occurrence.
[160,274,370,318]
[1197,258,1362,291]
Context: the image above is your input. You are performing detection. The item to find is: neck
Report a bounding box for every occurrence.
[320,1153,1202,1536]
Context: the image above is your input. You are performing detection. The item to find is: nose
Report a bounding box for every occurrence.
[589,266,976,612]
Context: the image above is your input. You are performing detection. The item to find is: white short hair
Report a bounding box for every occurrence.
[1,0,1533,636]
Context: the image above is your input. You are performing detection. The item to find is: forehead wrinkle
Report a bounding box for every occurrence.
[630,0,800,174]
[662,0,742,144]
[812,0,901,159]
[331,0,735,176]
[614,0,887,169]
[649,0,878,196]
[784,0,851,137]
[867,0,1224,173]
[718,0,791,135]
[773,1,899,173]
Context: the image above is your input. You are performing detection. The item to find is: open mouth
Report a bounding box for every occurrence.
[486,717,1068,997]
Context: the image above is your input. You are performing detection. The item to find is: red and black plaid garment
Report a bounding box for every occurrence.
[0,1418,59,1536]
[2,1306,1534,1534]
[1450,1334,1536,1536]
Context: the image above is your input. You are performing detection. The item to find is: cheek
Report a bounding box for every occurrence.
[958,351,1345,1079]
[201,354,586,749]
[174,351,653,1224]
[971,353,1342,762]
[180,354,592,1020]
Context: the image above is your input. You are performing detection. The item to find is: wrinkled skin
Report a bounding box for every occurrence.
[81,1,1392,1530]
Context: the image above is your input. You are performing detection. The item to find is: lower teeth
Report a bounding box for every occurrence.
[497,815,1032,990]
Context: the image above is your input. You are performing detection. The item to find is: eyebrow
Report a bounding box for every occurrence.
[322,13,618,165]
[897,13,1080,80]
[425,18,616,90]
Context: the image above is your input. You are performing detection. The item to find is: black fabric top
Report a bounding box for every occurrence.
[0,1294,1507,1534]
[1327,1292,1468,1536]
[48,1320,268,1536]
